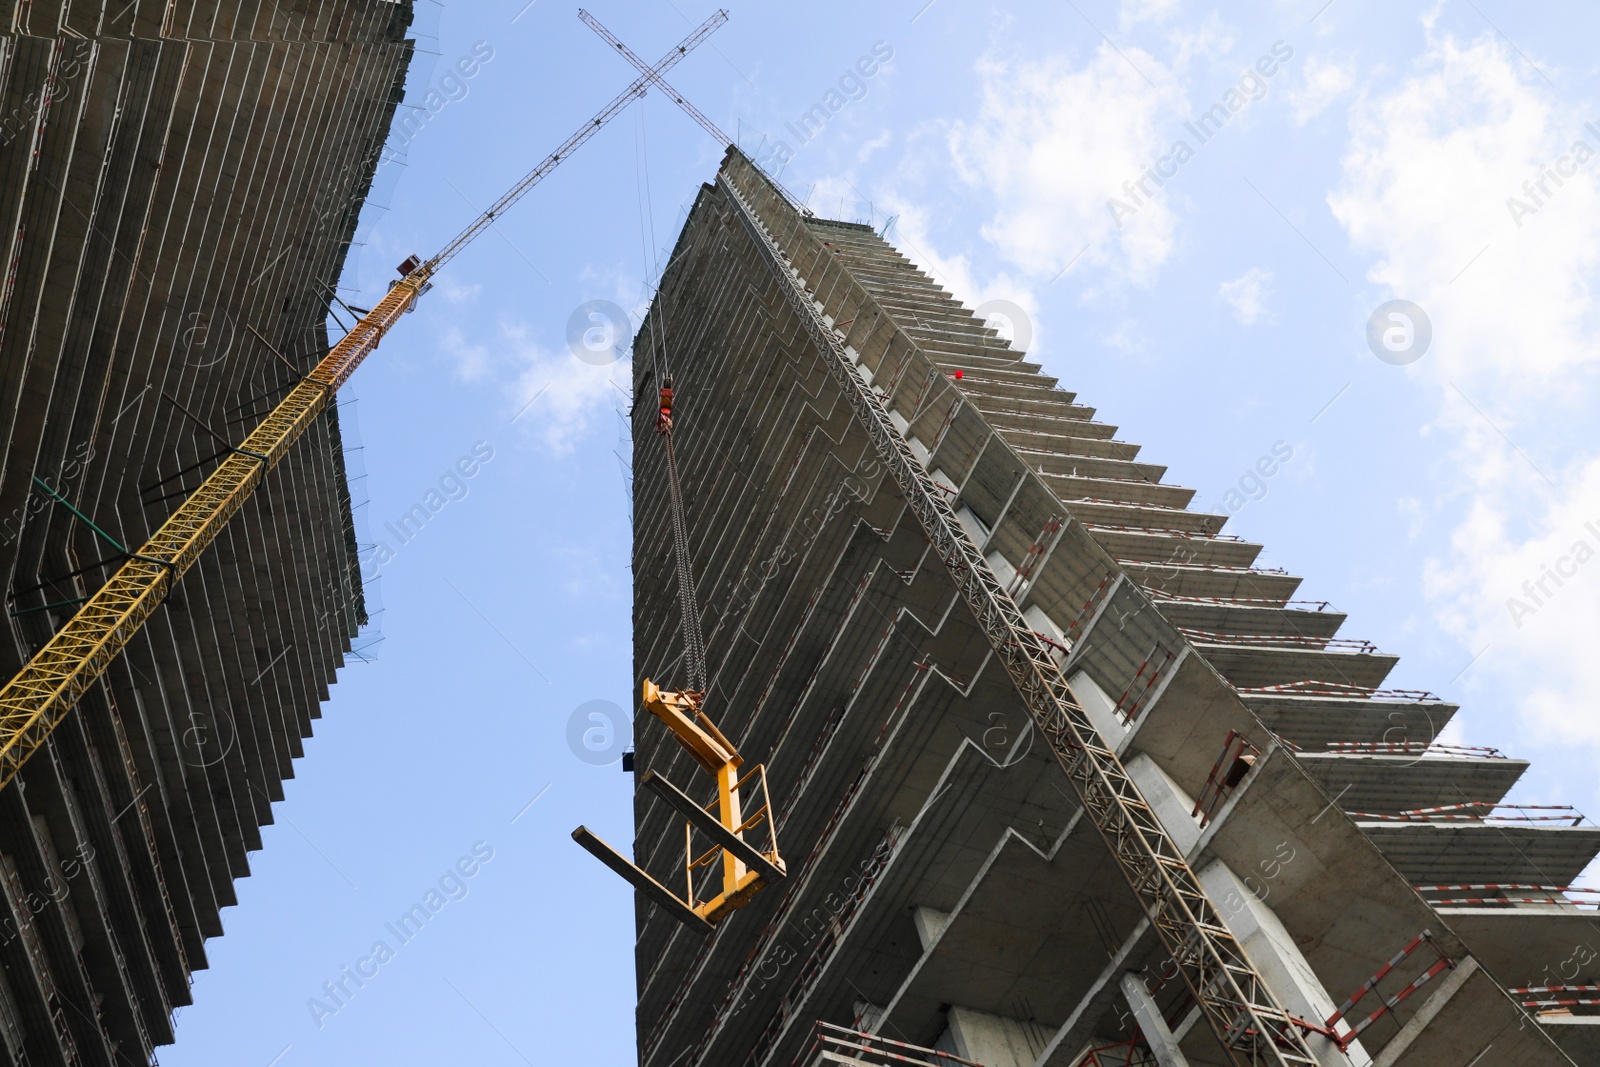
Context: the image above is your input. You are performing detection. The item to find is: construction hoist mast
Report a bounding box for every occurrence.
[717,164,1335,1067]
[571,10,787,932]
[0,10,730,793]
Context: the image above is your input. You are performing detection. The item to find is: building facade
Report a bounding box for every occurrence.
[628,150,1599,1067]
[0,1,412,1060]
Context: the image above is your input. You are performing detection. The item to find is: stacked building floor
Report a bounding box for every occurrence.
[628,150,1600,1067]
[0,1,411,1060]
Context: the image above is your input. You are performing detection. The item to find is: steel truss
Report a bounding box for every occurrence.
[719,157,1331,1067]
[0,274,423,790]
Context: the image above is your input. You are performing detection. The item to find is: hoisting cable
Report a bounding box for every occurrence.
[657,401,705,695]
[634,93,706,697]
[570,13,789,935]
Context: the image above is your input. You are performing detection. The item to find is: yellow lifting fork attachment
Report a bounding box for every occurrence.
[572,679,785,934]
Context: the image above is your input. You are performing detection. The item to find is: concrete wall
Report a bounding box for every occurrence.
[0,3,412,1061]
[628,150,1590,1067]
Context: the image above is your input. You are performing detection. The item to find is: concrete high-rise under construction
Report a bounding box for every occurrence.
[0,1,411,1060]
[627,150,1600,1067]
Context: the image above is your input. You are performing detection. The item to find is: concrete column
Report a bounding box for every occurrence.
[1119,972,1192,1067]
[943,1006,1049,1067]
[1197,860,1373,1067]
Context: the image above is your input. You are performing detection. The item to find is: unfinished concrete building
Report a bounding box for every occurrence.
[627,150,1600,1067]
[0,1,411,1060]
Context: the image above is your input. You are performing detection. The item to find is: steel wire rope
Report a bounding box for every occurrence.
[634,100,707,696]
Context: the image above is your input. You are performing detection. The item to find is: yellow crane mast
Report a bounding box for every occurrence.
[0,10,730,793]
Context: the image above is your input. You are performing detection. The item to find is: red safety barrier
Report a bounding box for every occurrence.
[1324,931,1454,1049]
[794,1022,983,1067]
[1146,591,1334,610]
[1072,1035,1157,1067]
[1083,522,1248,542]
[1062,574,1114,645]
[1351,803,1584,825]
[1112,645,1175,724]
[1509,986,1600,1010]
[1231,680,1441,701]
[1006,514,1062,597]
[1193,729,1259,828]
[1177,628,1380,653]
[1324,741,1506,759]
[1416,883,1600,907]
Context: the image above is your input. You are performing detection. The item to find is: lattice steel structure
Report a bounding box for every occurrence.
[720,175,1323,1067]
[622,150,1596,1067]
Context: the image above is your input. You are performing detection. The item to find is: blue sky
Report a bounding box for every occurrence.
[161,2,1600,1063]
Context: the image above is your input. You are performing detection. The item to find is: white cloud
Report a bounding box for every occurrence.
[439,278,482,305]
[1165,12,1235,73]
[1330,28,1600,748]
[1120,0,1180,27]
[1217,267,1272,324]
[1288,54,1356,125]
[440,326,491,383]
[856,129,892,163]
[947,44,1187,285]
[1423,458,1600,745]
[821,178,1044,355]
[506,324,630,456]
[1328,33,1600,392]
[1103,319,1148,354]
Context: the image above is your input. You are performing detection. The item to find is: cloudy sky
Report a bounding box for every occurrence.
[160,2,1600,1064]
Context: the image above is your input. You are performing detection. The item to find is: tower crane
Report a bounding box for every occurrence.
[0,11,730,792]
[569,9,787,933]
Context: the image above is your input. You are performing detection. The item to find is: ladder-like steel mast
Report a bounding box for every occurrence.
[0,11,729,793]
[718,163,1332,1067]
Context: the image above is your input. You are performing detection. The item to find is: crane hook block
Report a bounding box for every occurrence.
[657,380,674,434]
